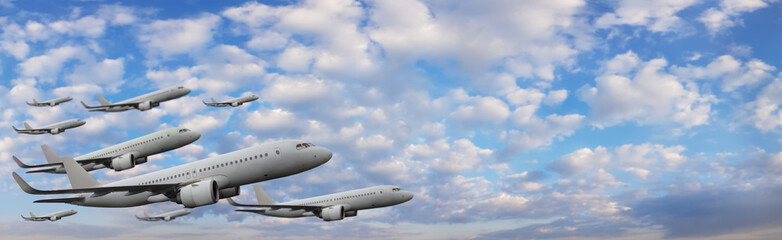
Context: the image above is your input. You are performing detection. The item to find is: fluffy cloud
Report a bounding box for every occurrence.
[699,0,773,33]
[18,46,87,83]
[449,96,510,127]
[745,78,782,131]
[672,55,775,92]
[595,0,698,32]
[66,58,125,91]
[49,16,107,38]
[138,14,221,57]
[501,104,584,156]
[547,143,687,177]
[579,51,715,129]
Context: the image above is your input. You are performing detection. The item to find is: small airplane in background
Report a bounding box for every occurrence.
[203,94,259,107]
[228,185,413,222]
[13,127,200,174]
[135,209,191,221]
[26,97,73,107]
[12,119,86,135]
[81,86,190,112]
[21,209,77,221]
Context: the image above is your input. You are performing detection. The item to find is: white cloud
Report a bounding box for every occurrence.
[548,143,687,176]
[1,40,29,59]
[450,96,510,127]
[595,0,698,32]
[66,58,125,91]
[277,45,314,72]
[579,51,715,129]
[180,114,225,133]
[138,14,221,57]
[19,46,86,83]
[261,74,333,106]
[430,139,493,173]
[699,0,772,33]
[543,89,568,106]
[49,15,107,38]
[672,55,775,92]
[355,134,394,150]
[244,107,297,131]
[97,4,137,25]
[503,104,584,154]
[745,78,782,131]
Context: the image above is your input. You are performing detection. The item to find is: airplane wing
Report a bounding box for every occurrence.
[34,197,86,203]
[13,172,180,195]
[13,155,114,168]
[26,101,45,106]
[226,198,322,211]
[81,101,145,110]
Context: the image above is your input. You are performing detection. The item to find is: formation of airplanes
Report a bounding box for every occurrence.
[12,86,411,223]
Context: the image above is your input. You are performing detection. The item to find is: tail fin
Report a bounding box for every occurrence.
[97,95,111,106]
[41,144,63,164]
[61,155,101,188]
[144,211,150,218]
[253,185,276,205]
[33,99,39,103]
[211,98,217,103]
[29,212,36,218]
[23,122,32,130]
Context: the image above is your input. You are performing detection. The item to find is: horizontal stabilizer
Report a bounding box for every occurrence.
[236,209,266,214]
[13,156,34,168]
[34,197,85,203]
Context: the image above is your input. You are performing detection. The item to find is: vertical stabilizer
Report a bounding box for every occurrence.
[97,95,111,106]
[211,97,217,103]
[23,122,32,130]
[33,99,39,103]
[41,144,63,164]
[144,211,150,218]
[253,185,276,205]
[61,156,101,188]
[29,212,36,218]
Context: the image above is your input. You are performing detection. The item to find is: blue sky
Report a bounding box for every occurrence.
[1,0,782,239]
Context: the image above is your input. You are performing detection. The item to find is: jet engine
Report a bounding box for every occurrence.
[49,102,56,106]
[138,101,153,111]
[177,179,219,208]
[219,186,240,198]
[164,216,172,221]
[231,102,240,107]
[345,210,357,217]
[134,156,148,165]
[50,216,57,221]
[50,128,61,134]
[111,153,136,171]
[319,205,346,221]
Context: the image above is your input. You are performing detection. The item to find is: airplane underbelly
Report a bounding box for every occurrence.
[263,209,307,218]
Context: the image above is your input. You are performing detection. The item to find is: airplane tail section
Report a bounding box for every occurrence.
[60,155,101,188]
[33,99,39,103]
[211,98,217,103]
[253,185,276,205]
[97,95,111,106]
[23,122,32,130]
[41,144,63,164]
[29,212,36,218]
[12,125,19,132]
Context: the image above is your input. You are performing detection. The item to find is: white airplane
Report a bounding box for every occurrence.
[21,209,77,222]
[26,96,73,107]
[13,140,332,209]
[14,127,200,174]
[12,119,86,135]
[136,209,191,221]
[203,94,259,107]
[228,185,413,221]
[81,86,190,112]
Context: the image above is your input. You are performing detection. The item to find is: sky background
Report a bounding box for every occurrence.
[1,0,782,239]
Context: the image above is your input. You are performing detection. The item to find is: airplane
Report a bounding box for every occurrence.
[203,94,259,107]
[12,119,86,135]
[80,86,190,112]
[13,140,332,209]
[227,185,413,221]
[136,209,191,221]
[21,209,77,222]
[26,96,73,107]
[13,127,201,174]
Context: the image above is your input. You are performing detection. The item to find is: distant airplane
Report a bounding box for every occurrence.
[13,140,332,209]
[228,185,413,221]
[136,209,191,221]
[80,86,190,112]
[14,127,200,174]
[203,94,259,107]
[12,119,86,135]
[21,209,77,222]
[26,97,73,107]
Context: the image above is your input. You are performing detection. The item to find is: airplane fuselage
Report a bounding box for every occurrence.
[253,186,413,218]
[22,209,77,221]
[92,86,190,112]
[14,119,86,135]
[35,127,200,173]
[69,140,331,208]
[27,96,73,107]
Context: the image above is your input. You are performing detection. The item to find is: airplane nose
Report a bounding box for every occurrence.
[316,147,332,164]
[192,132,201,140]
[403,191,414,202]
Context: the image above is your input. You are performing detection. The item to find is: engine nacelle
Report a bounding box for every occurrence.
[50,216,57,221]
[219,186,240,199]
[49,102,56,107]
[111,153,136,171]
[319,205,345,221]
[177,179,219,208]
[138,101,153,111]
[134,156,148,165]
[231,102,240,107]
[164,216,172,221]
[50,128,61,134]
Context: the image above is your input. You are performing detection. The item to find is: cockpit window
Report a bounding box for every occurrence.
[179,129,189,133]
[177,86,184,89]
[392,188,401,192]
[296,143,315,150]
